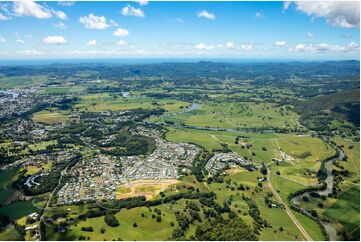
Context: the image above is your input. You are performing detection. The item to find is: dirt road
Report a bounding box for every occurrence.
[267,169,313,241]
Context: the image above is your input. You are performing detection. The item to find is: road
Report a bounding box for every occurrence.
[38,165,69,240]
[267,169,313,241]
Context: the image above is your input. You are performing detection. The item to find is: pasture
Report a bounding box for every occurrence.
[47,204,178,241]
[0,200,40,220]
[0,168,19,205]
[74,93,189,113]
[332,138,360,182]
[32,109,69,124]
[164,101,300,129]
[324,187,360,240]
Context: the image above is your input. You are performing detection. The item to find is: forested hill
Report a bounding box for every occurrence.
[0,60,359,82]
[296,89,360,131]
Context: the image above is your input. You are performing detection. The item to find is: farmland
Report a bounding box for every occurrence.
[0,61,359,241]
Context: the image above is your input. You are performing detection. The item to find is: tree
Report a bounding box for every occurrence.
[260,163,267,175]
[104,214,119,227]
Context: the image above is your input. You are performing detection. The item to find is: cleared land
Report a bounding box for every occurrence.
[32,109,69,124]
[324,187,360,240]
[115,179,180,200]
[160,102,300,129]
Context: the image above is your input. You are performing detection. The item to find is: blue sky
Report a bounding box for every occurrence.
[0,1,359,60]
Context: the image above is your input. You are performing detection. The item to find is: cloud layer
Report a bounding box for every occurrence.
[294,1,360,28]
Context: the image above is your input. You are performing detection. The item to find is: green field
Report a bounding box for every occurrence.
[333,138,360,182]
[33,109,69,124]
[160,101,300,129]
[46,203,180,241]
[0,225,23,241]
[324,187,360,240]
[0,76,35,88]
[0,200,40,220]
[0,168,19,205]
[74,93,189,113]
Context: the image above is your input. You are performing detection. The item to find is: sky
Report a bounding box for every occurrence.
[0,0,359,60]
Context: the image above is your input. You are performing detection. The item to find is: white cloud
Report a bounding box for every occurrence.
[52,9,67,20]
[198,10,215,20]
[15,33,24,44]
[294,1,360,28]
[57,1,75,7]
[226,42,234,49]
[0,3,11,15]
[0,13,10,21]
[135,49,146,54]
[54,22,66,29]
[122,4,145,17]
[86,40,96,46]
[307,32,314,39]
[43,35,67,45]
[274,41,287,47]
[109,19,119,27]
[116,40,128,46]
[194,43,215,50]
[283,1,292,11]
[289,42,359,53]
[60,49,124,56]
[17,49,44,56]
[0,35,5,43]
[255,11,265,19]
[134,0,148,6]
[241,44,253,51]
[113,28,129,37]
[13,0,52,19]
[79,14,110,29]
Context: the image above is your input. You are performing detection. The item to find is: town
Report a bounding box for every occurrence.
[57,126,201,204]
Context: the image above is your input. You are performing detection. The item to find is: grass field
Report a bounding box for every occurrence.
[0,200,40,220]
[39,85,87,94]
[46,205,177,241]
[269,173,325,240]
[324,187,360,240]
[33,109,69,124]
[161,101,300,129]
[166,127,332,167]
[74,93,189,113]
[0,76,35,88]
[0,168,19,205]
[333,138,360,182]
[23,162,52,176]
[0,225,23,241]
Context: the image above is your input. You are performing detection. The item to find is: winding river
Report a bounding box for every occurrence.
[290,141,345,240]
[151,103,346,240]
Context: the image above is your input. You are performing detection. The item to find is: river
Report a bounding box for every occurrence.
[290,141,345,240]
